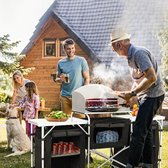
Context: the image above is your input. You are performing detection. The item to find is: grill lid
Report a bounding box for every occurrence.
[72,84,125,113]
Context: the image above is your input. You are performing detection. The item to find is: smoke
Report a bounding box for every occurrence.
[92,0,168,90]
[92,58,133,91]
[117,0,168,57]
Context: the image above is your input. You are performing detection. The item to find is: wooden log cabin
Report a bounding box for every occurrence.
[20,16,94,109]
[20,0,164,109]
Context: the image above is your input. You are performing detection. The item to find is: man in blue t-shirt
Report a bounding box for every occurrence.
[56,38,90,115]
[110,28,165,168]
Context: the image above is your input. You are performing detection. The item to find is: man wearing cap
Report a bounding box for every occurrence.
[110,28,165,168]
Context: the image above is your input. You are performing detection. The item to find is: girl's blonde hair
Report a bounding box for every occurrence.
[12,70,24,90]
[25,81,39,102]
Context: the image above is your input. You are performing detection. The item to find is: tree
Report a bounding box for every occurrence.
[158,27,168,90]
[0,34,33,102]
[0,34,23,74]
[0,74,13,102]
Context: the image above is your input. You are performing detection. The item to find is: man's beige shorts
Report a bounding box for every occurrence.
[60,96,85,118]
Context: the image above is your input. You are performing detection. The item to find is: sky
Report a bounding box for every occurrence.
[0,0,54,54]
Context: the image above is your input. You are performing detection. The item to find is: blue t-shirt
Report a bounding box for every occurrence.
[57,56,89,97]
[128,44,165,97]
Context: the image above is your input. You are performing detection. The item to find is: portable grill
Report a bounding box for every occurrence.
[72,84,125,113]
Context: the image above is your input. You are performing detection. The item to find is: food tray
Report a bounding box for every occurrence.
[45,117,68,122]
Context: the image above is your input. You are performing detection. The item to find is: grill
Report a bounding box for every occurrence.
[72,84,125,113]
[85,98,119,112]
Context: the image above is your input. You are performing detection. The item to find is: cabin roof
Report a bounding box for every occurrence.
[21,0,168,64]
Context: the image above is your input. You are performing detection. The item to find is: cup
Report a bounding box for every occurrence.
[64,74,70,83]
[51,73,56,80]
[51,73,61,83]
[51,73,57,83]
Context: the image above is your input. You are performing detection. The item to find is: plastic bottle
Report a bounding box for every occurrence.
[131,104,138,116]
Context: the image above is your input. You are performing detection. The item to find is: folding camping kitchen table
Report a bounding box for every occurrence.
[28,117,88,168]
[28,114,165,168]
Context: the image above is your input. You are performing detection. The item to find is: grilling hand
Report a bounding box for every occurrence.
[124,97,138,108]
[115,91,132,101]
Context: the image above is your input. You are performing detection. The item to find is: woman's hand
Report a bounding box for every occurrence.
[9,103,19,108]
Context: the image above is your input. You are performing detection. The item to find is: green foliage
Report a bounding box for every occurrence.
[0,34,34,75]
[0,73,13,102]
[0,34,21,74]
[158,27,168,90]
[40,97,45,100]
[0,34,19,58]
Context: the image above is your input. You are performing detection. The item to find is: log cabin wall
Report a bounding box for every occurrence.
[20,16,93,109]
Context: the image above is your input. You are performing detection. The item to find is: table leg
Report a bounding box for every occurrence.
[41,127,44,168]
[87,124,90,168]
[157,119,163,168]
[84,114,90,168]
[30,123,34,168]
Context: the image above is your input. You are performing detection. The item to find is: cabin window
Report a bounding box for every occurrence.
[43,38,68,58]
[60,39,66,57]
[44,39,56,57]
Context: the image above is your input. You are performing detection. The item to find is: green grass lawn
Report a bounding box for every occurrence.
[0,142,30,168]
[0,118,168,168]
[161,126,168,168]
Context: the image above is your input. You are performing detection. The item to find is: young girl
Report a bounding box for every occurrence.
[20,81,40,138]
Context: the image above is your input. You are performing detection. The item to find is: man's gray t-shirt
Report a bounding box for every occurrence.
[128,44,165,97]
[57,56,89,97]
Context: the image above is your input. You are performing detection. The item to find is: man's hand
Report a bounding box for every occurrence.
[115,91,133,101]
[60,73,66,82]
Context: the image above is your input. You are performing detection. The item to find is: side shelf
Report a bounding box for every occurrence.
[86,117,131,149]
[51,152,80,158]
